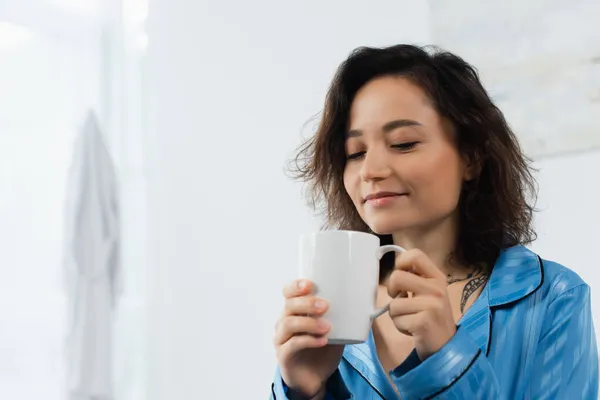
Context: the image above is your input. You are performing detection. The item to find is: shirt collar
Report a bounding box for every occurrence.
[487,245,543,307]
[454,244,544,355]
[454,244,543,353]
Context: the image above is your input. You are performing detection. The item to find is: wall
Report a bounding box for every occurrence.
[428,0,600,159]
[530,150,600,332]
[144,1,430,399]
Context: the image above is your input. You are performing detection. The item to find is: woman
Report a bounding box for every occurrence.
[270,45,598,399]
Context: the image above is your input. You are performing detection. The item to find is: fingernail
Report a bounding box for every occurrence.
[317,319,330,330]
[314,300,327,311]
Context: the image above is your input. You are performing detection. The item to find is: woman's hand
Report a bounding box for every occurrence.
[274,279,344,399]
[387,249,457,360]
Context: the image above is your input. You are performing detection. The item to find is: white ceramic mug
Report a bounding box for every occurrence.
[298,230,405,345]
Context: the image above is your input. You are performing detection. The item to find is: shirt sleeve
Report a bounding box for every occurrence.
[390,284,599,399]
[390,326,501,399]
[270,368,352,400]
[528,284,598,400]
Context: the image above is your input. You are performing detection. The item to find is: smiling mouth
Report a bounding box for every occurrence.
[363,192,408,206]
[364,192,406,202]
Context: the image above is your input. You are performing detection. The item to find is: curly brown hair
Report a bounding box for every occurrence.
[289,44,538,281]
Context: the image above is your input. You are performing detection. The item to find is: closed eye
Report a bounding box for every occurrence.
[346,151,365,160]
[391,142,419,151]
[346,142,418,160]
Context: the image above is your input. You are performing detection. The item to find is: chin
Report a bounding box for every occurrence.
[366,216,415,236]
[365,207,457,237]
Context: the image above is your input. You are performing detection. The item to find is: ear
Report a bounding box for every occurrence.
[462,152,482,182]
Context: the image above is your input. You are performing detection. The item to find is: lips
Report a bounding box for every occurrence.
[363,191,405,202]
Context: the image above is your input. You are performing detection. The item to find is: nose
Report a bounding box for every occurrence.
[360,146,392,182]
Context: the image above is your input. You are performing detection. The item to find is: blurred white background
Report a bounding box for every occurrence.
[1,0,599,399]
[0,0,147,399]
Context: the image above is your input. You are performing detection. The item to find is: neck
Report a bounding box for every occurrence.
[391,212,464,276]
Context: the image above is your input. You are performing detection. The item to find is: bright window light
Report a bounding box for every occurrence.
[124,0,148,26]
[0,22,33,49]
[48,0,103,17]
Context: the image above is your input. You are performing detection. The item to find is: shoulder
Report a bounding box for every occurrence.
[490,245,589,306]
[538,255,589,300]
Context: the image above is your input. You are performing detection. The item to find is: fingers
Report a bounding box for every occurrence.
[388,269,438,298]
[280,279,328,316]
[277,334,329,360]
[388,249,446,298]
[387,286,452,339]
[395,249,445,280]
[390,313,422,336]
[285,295,328,316]
[282,279,312,298]
[274,279,330,352]
[388,296,435,316]
[274,315,330,345]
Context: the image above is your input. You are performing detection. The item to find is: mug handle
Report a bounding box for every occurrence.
[370,244,406,320]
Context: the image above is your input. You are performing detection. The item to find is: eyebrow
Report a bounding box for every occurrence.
[346,119,422,138]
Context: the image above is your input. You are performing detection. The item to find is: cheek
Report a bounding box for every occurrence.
[342,171,353,198]
[343,167,361,205]
[418,152,464,206]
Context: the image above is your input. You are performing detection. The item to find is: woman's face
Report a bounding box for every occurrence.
[343,76,473,235]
